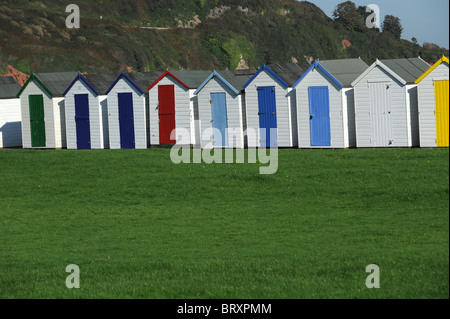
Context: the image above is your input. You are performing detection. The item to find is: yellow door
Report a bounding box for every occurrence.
[435,80,449,147]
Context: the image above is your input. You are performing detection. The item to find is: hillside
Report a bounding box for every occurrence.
[0,0,448,75]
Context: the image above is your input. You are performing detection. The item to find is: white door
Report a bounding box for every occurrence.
[369,82,392,147]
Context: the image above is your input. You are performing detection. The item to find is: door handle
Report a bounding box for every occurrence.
[310,114,314,119]
[258,113,264,115]
[272,112,275,115]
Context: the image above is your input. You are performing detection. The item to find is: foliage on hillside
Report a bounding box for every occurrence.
[0,0,448,74]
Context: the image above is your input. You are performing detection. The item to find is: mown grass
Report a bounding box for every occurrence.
[0,148,448,299]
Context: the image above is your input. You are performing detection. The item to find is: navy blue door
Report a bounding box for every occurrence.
[210,93,228,147]
[118,93,135,149]
[309,86,331,146]
[257,86,277,147]
[75,94,91,149]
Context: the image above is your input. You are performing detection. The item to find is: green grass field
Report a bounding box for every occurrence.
[0,148,448,299]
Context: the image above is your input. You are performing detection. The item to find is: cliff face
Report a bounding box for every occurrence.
[0,65,29,86]
[0,0,447,74]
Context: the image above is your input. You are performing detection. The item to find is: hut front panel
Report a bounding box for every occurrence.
[197,77,244,148]
[0,98,22,148]
[20,80,55,148]
[53,97,66,149]
[354,66,408,147]
[417,62,449,147]
[296,67,344,148]
[65,80,104,150]
[108,78,146,149]
[406,85,420,147]
[343,88,357,148]
[148,76,190,145]
[245,70,291,148]
[189,89,199,146]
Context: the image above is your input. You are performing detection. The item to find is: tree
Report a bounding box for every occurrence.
[382,15,403,39]
[411,37,418,45]
[332,1,365,32]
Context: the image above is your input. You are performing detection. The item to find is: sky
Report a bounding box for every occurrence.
[305,0,449,49]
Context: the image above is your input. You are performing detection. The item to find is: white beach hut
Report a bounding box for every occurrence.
[351,58,430,148]
[194,70,254,148]
[243,63,310,148]
[292,58,369,148]
[414,56,449,148]
[0,76,22,148]
[17,72,78,149]
[147,70,211,146]
[63,73,116,149]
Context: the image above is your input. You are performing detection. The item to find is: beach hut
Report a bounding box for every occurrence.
[105,72,159,149]
[147,70,211,146]
[17,72,78,149]
[193,70,254,148]
[63,73,116,149]
[292,58,369,148]
[415,56,449,147]
[243,63,310,148]
[351,58,430,148]
[0,76,22,148]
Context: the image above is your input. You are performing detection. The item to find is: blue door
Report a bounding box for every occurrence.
[257,86,277,147]
[118,93,135,149]
[309,86,331,146]
[74,94,91,149]
[210,93,228,147]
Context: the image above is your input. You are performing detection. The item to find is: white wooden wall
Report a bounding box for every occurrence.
[107,78,147,149]
[417,62,449,147]
[0,98,22,148]
[64,80,106,149]
[295,67,346,148]
[244,70,293,148]
[353,66,410,147]
[196,76,244,149]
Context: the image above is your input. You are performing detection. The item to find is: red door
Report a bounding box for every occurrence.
[158,85,176,144]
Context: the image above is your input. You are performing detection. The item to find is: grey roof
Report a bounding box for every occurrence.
[320,58,370,87]
[217,69,256,91]
[170,70,214,89]
[83,73,117,95]
[0,76,21,99]
[126,72,162,92]
[35,72,79,97]
[267,62,311,87]
[380,58,431,84]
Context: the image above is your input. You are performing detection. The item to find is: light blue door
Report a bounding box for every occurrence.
[309,86,331,146]
[210,93,228,147]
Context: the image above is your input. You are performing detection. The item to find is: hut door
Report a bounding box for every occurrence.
[210,93,228,147]
[118,93,135,149]
[308,86,331,146]
[369,82,392,147]
[257,86,278,148]
[158,85,176,145]
[29,95,46,147]
[434,80,449,147]
[74,94,91,149]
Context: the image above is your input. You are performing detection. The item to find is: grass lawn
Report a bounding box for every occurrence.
[0,148,448,299]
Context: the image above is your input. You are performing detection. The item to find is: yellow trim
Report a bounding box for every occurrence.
[415,56,449,84]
